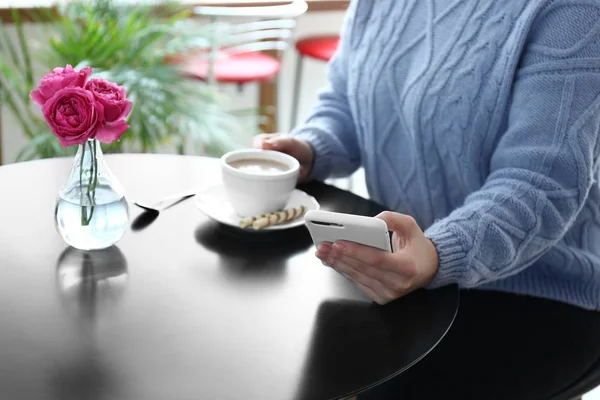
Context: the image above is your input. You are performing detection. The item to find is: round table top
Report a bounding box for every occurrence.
[0,154,459,400]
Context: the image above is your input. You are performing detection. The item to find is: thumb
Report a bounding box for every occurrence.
[252,133,278,149]
[376,211,420,237]
[263,136,297,152]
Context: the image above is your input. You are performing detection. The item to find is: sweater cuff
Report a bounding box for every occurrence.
[424,224,469,288]
[289,129,333,181]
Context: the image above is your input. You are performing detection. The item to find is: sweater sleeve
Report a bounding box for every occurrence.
[289,0,362,181]
[424,4,600,288]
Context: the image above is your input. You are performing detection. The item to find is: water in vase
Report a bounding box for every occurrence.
[55,184,129,250]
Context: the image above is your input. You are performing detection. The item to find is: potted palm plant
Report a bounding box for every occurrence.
[0,0,250,162]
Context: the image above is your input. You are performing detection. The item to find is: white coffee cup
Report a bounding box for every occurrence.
[221,149,300,217]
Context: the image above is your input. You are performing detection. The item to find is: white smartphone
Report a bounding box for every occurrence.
[304,210,392,252]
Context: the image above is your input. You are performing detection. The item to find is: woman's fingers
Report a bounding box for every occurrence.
[317,241,415,302]
[331,262,394,304]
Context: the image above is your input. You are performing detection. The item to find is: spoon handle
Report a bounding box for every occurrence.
[161,189,197,203]
[134,189,197,212]
[157,191,197,211]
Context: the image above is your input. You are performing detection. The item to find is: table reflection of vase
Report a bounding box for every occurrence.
[52,246,129,400]
[56,245,128,328]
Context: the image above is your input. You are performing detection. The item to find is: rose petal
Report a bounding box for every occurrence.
[30,89,46,106]
[96,119,129,143]
[117,100,133,121]
[56,132,88,148]
[103,103,123,122]
[39,84,58,101]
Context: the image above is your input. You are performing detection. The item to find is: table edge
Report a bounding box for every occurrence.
[340,284,460,400]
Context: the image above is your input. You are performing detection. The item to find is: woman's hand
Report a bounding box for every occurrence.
[316,211,439,304]
[253,133,314,181]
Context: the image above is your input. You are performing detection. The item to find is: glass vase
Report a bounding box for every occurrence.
[55,139,129,250]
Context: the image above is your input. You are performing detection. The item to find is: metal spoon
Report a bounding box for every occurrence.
[134,189,197,215]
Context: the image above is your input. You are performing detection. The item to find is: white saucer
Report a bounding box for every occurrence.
[195,184,320,231]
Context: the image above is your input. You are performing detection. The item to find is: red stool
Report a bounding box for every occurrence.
[290,35,339,129]
[176,50,281,89]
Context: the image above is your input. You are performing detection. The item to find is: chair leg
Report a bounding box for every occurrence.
[259,79,278,133]
[290,54,304,131]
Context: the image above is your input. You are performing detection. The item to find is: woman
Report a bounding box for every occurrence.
[256,0,600,398]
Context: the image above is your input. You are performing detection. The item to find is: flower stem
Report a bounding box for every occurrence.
[79,143,88,225]
[79,140,98,226]
[86,140,97,224]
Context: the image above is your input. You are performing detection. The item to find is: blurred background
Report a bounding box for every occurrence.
[0,0,366,196]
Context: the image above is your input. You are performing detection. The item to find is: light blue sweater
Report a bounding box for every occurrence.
[291,0,600,310]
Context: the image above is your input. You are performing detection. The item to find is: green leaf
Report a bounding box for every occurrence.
[10,8,34,96]
[0,15,22,71]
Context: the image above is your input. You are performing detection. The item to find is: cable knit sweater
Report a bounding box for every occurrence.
[291,0,600,310]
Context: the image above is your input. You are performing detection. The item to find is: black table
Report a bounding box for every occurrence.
[0,154,459,400]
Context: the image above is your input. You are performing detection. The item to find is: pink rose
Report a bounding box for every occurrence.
[85,78,132,143]
[42,87,104,147]
[30,64,92,106]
